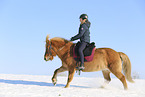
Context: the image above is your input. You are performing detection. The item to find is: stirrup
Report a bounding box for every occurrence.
[76,61,80,70]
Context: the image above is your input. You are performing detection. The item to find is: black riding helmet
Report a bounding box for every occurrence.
[79,14,88,20]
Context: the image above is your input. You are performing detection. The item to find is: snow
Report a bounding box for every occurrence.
[0,74,145,97]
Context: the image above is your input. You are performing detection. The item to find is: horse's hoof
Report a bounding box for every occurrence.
[64,84,70,88]
[124,87,128,90]
[64,85,69,88]
[52,78,57,86]
[100,85,105,88]
[53,82,57,86]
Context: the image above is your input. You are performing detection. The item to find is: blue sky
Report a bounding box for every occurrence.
[0,0,145,79]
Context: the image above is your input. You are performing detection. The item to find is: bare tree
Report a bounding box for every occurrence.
[132,71,139,79]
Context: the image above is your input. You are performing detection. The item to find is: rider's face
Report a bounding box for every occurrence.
[80,18,83,23]
[80,18,86,24]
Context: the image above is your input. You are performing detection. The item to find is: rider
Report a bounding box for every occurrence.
[70,14,91,70]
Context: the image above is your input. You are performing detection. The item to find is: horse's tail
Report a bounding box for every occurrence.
[118,52,134,83]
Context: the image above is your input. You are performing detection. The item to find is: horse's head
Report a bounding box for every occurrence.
[44,35,72,61]
[44,35,56,61]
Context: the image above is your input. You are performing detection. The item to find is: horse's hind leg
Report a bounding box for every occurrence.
[52,66,67,85]
[101,70,111,88]
[113,71,128,90]
[109,64,128,90]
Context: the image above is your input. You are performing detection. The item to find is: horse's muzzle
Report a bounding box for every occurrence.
[44,56,50,61]
[44,57,46,61]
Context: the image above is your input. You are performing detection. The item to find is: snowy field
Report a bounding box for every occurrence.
[0,74,145,97]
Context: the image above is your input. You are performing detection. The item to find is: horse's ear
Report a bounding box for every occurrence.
[46,35,50,42]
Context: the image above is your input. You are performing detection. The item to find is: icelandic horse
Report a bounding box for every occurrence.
[44,35,134,90]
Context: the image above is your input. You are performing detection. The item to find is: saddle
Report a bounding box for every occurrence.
[73,42,96,62]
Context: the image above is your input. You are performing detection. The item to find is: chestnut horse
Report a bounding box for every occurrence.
[44,35,134,90]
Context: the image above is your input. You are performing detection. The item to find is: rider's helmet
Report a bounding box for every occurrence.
[79,14,88,20]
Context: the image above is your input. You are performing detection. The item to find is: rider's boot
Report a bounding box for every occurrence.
[78,63,85,70]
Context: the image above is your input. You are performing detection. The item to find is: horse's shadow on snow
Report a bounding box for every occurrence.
[0,79,90,88]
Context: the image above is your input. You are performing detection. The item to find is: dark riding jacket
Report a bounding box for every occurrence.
[71,22,90,43]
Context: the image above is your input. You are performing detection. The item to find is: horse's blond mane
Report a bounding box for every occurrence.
[50,37,69,43]
[48,37,70,48]
[46,35,69,43]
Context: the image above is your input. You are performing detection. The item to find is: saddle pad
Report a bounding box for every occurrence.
[73,42,96,62]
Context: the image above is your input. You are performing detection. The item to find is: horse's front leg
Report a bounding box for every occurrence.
[52,66,67,85]
[65,68,75,88]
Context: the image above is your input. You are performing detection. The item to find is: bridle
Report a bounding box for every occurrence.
[46,41,69,57]
[46,42,58,56]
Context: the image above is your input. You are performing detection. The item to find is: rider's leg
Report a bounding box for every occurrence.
[78,42,87,70]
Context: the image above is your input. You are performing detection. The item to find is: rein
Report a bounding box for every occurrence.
[47,41,70,57]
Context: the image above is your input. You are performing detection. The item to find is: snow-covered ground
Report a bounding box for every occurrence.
[0,74,144,97]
